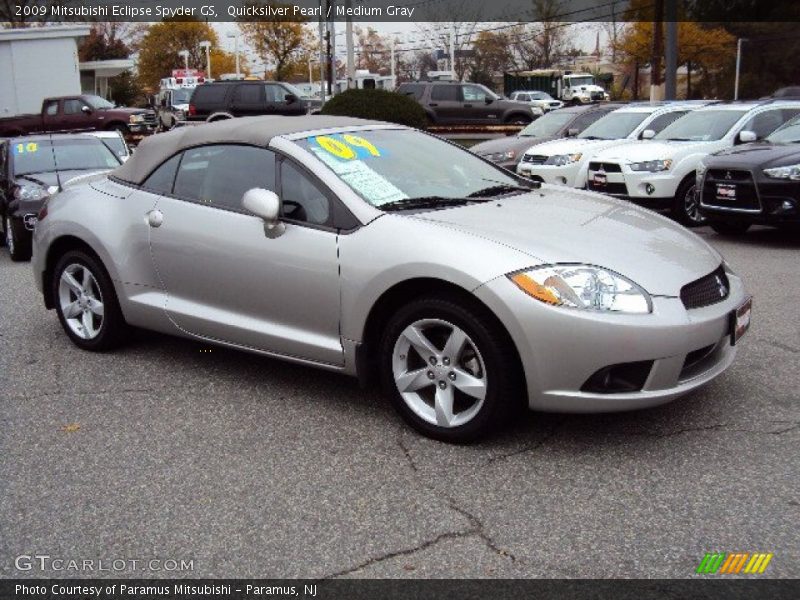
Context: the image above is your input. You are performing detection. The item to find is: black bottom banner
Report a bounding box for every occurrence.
[1,579,799,600]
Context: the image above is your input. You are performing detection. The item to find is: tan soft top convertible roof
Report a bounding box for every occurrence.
[112,115,385,185]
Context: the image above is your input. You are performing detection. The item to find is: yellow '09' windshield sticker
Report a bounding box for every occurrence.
[312,134,381,161]
[14,142,38,154]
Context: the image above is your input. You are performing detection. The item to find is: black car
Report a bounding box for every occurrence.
[470,103,624,170]
[0,134,121,261]
[187,81,308,122]
[397,81,537,126]
[699,115,800,234]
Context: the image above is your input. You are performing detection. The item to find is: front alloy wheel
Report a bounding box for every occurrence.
[392,318,488,429]
[674,179,706,227]
[380,296,520,442]
[58,263,105,340]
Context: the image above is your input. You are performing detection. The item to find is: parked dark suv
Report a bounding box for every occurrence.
[188,81,308,122]
[397,81,537,125]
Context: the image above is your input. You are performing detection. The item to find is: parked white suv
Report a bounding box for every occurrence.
[517,103,706,188]
[586,101,800,226]
[509,91,563,113]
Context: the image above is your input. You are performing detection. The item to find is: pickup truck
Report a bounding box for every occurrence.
[0,94,156,137]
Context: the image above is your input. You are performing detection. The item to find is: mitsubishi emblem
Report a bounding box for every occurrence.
[725,171,732,180]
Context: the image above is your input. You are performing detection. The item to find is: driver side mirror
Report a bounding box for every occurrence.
[242,188,285,238]
[641,129,656,140]
[81,105,92,115]
[484,96,494,104]
[566,128,579,137]
[737,130,757,143]
[285,93,298,104]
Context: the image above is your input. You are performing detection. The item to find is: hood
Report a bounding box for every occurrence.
[471,135,560,157]
[593,140,721,162]
[104,106,150,115]
[408,189,721,296]
[521,137,626,157]
[707,142,800,168]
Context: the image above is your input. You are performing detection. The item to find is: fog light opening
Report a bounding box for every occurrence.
[645,183,655,195]
[581,361,654,394]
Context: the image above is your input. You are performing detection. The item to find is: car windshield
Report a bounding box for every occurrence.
[171,88,193,104]
[519,111,574,137]
[84,95,115,109]
[12,138,121,175]
[568,76,594,87]
[295,129,526,208]
[766,115,800,143]
[655,109,748,141]
[578,111,650,140]
[98,136,128,159]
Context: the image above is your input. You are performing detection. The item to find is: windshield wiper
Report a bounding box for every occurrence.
[467,184,531,198]
[380,196,473,212]
[665,137,692,141]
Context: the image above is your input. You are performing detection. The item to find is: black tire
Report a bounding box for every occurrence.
[710,221,751,236]
[505,114,532,125]
[108,123,129,135]
[51,250,129,351]
[672,175,706,227]
[4,216,31,261]
[379,295,522,443]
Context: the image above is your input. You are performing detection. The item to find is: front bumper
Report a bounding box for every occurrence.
[128,123,156,134]
[517,161,584,187]
[474,271,747,412]
[587,163,682,208]
[699,169,800,225]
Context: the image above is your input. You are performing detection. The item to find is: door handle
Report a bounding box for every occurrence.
[429,103,438,107]
[147,209,163,228]
[464,104,473,108]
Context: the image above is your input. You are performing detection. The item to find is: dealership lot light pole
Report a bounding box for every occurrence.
[735,38,747,100]
[178,49,189,70]
[199,40,211,80]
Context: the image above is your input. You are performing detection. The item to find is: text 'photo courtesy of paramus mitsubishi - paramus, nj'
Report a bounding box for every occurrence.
[31,116,752,442]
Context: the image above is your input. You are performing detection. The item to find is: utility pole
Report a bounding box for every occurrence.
[345,0,354,89]
[390,38,396,90]
[734,38,747,100]
[664,0,677,100]
[649,0,664,101]
[449,23,455,80]
[318,0,325,101]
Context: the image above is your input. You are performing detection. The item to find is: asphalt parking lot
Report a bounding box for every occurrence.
[1,226,798,579]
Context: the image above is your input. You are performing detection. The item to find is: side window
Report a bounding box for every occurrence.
[400,84,424,100]
[44,101,59,116]
[568,111,602,133]
[233,84,262,104]
[431,85,459,102]
[265,84,289,103]
[0,143,7,181]
[743,109,786,139]
[647,111,688,134]
[142,154,181,195]
[63,99,85,115]
[173,145,276,211]
[461,85,487,102]
[280,160,331,226]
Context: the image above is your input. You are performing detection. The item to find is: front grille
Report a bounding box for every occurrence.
[142,110,157,126]
[680,266,729,310]
[588,181,628,195]
[701,169,760,211]
[591,91,604,100]
[522,154,548,165]
[549,102,560,107]
[588,161,622,173]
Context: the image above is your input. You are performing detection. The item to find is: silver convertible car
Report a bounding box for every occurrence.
[31,116,752,442]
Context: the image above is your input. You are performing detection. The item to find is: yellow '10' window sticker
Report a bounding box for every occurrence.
[313,134,382,161]
[14,142,39,154]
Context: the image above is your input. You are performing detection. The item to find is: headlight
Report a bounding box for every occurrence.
[509,264,652,313]
[530,106,543,115]
[763,163,800,180]
[629,159,672,172]
[483,150,516,163]
[129,114,145,123]
[14,184,49,201]
[544,153,582,166]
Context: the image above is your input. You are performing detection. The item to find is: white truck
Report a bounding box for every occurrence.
[506,70,609,106]
[153,69,207,130]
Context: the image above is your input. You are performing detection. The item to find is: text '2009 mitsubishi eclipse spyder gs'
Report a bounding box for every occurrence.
[31,116,752,442]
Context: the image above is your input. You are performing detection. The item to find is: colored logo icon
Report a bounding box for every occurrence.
[696,552,773,574]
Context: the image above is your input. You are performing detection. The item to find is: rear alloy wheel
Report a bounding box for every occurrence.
[380,297,520,442]
[5,216,31,261]
[52,250,128,351]
[710,221,751,236]
[673,178,706,227]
